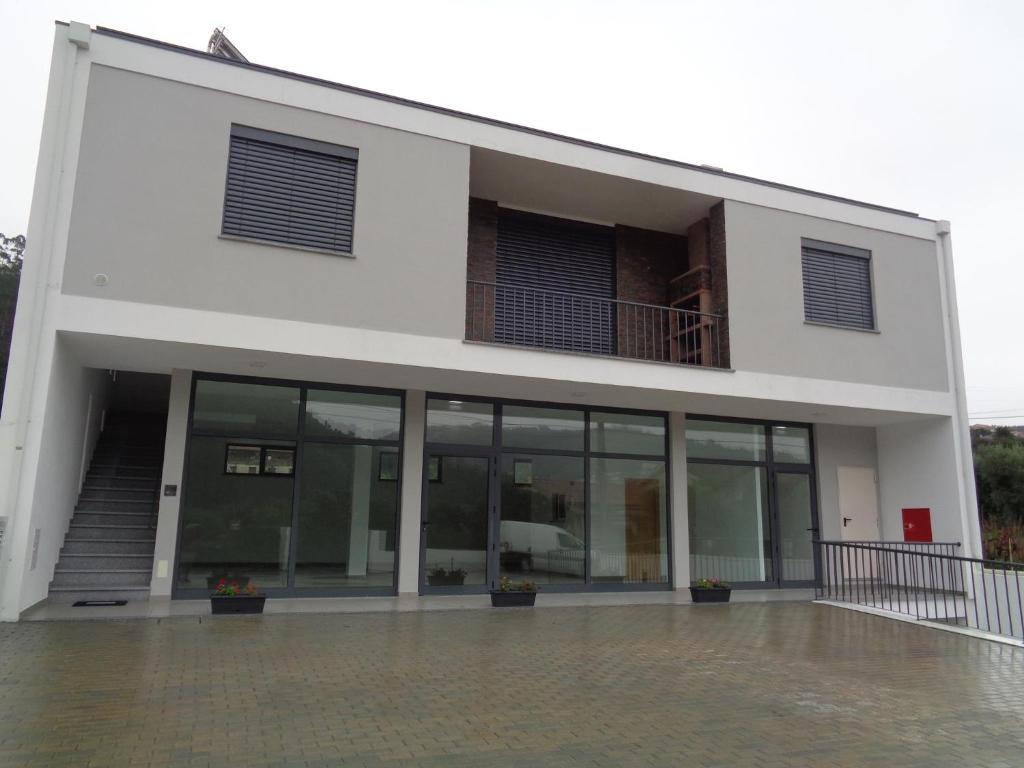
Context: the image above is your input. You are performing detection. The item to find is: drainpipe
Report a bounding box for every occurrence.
[935,220,982,557]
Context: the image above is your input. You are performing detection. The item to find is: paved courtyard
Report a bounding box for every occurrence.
[0,602,1022,767]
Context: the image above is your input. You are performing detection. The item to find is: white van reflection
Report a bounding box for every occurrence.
[499,520,585,577]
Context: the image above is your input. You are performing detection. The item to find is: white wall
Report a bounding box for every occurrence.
[62,65,471,339]
[725,200,949,391]
[13,341,112,612]
[149,369,191,597]
[814,424,878,541]
[669,413,690,593]
[876,417,973,550]
[397,390,425,594]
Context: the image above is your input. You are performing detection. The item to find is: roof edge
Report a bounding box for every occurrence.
[90,25,925,220]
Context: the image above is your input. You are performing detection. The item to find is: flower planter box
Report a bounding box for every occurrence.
[689,587,731,604]
[490,590,537,607]
[210,595,267,615]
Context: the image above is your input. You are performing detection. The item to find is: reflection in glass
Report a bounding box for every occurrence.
[424,456,490,586]
[688,464,772,583]
[590,458,668,583]
[686,420,766,462]
[590,412,666,456]
[305,390,401,441]
[294,444,398,588]
[426,400,494,445]
[772,426,811,464]
[178,436,294,588]
[192,380,300,437]
[500,454,585,584]
[502,406,584,451]
[776,472,815,582]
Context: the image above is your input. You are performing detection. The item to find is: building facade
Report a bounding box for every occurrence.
[0,23,979,619]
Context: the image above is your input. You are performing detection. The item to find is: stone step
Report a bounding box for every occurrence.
[58,553,154,571]
[66,524,156,541]
[88,465,161,478]
[50,569,152,588]
[61,538,156,555]
[71,511,155,527]
[76,499,156,513]
[46,586,152,603]
[83,476,160,490]
[78,488,157,503]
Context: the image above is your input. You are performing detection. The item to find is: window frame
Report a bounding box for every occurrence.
[219,124,359,257]
[800,238,878,333]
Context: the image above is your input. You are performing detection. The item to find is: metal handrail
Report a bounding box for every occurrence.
[465,280,725,367]
[467,280,724,320]
[815,539,1024,642]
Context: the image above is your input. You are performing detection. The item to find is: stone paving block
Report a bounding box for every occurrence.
[0,603,1022,766]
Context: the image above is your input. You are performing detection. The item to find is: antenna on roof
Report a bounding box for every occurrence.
[207,28,248,62]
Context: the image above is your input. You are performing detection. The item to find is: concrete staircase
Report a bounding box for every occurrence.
[48,413,165,603]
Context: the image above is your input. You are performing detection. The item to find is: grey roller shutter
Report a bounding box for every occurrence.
[222,125,358,254]
[495,209,616,354]
[801,241,875,330]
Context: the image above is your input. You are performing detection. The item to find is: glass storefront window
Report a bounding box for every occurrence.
[305,390,402,441]
[192,380,300,437]
[686,419,766,461]
[426,399,494,445]
[772,426,811,464]
[423,455,491,586]
[502,405,584,451]
[500,454,585,585]
[177,436,295,589]
[590,412,665,456]
[294,444,398,588]
[178,378,402,596]
[687,463,772,583]
[589,458,668,584]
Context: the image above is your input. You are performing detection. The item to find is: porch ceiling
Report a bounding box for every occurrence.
[62,331,944,428]
[469,147,719,234]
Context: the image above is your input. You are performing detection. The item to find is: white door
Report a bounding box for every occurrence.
[837,466,880,541]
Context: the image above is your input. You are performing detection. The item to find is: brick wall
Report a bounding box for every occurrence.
[708,201,730,368]
[465,198,497,341]
[615,226,687,360]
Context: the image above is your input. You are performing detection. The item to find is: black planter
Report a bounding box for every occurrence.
[427,573,467,587]
[210,595,267,615]
[689,587,731,604]
[490,591,537,607]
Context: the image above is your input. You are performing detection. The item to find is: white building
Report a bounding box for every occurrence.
[0,22,979,620]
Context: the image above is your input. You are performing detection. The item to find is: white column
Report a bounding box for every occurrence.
[346,447,371,576]
[149,369,191,597]
[397,390,425,595]
[669,412,690,594]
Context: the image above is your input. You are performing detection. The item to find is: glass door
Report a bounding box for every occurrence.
[421,453,493,592]
[773,470,818,586]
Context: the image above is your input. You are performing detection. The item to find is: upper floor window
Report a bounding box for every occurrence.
[801,238,875,331]
[222,125,358,255]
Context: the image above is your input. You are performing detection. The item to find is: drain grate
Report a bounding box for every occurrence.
[72,600,128,607]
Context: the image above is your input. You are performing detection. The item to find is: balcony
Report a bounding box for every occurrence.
[466,280,725,368]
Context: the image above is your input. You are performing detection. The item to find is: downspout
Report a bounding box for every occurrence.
[935,220,982,557]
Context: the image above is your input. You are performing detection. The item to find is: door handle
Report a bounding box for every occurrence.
[843,517,852,527]
[421,521,431,528]
[806,527,819,533]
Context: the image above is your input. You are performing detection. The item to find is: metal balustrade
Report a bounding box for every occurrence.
[816,540,1024,642]
[466,280,724,367]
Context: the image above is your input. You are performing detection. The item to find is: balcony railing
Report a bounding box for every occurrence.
[466,280,724,367]
[816,540,1024,642]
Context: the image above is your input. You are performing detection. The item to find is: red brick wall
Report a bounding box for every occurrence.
[708,201,730,368]
[615,225,687,360]
[466,198,498,341]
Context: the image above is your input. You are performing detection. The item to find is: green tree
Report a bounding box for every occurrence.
[0,233,25,400]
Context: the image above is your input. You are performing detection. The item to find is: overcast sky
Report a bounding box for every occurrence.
[1,0,1021,423]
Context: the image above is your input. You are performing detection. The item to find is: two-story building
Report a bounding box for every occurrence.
[0,22,979,619]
